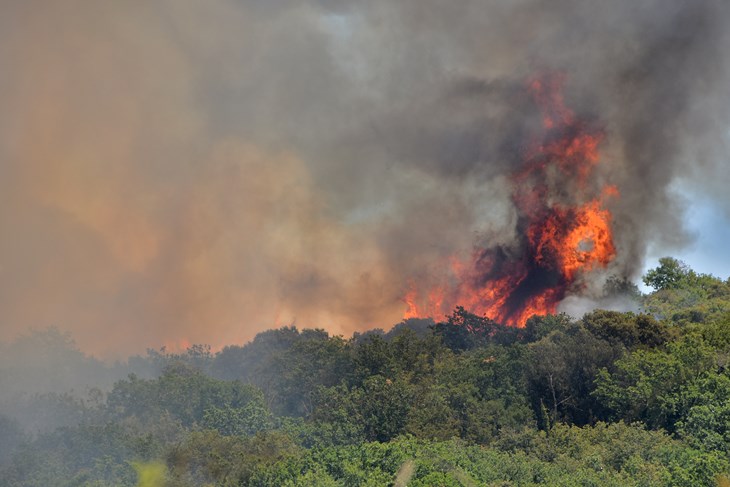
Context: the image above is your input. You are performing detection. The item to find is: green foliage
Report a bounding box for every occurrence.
[167,430,300,486]
[676,375,730,453]
[526,323,620,426]
[8,258,730,486]
[251,424,729,486]
[432,306,519,352]
[311,375,415,443]
[594,334,717,430]
[107,364,270,429]
[201,401,273,437]
[211,327,304,381]
[644,257,694,291]
[699,314,730,350]
[212,328,354,417]
[521,313,574,343]
[582,310,672,349]
[0,422,150,486]
[427,345,533,443]
[642,258,730,326]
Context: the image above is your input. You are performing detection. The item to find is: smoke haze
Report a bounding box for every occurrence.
[1,0,729,357]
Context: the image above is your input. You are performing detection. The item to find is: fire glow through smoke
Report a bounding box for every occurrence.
[404,74,617,326]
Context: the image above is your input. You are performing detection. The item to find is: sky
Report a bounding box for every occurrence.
[668,192,730,279]
[1,0,729,358]
[637,191,730,294]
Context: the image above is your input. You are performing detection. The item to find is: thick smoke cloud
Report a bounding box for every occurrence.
[1,0,728,356]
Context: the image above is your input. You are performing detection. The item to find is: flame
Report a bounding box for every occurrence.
[402,284,420,320]
[402,280,446,320]
[403,73,617,326]
[162,337,192,354]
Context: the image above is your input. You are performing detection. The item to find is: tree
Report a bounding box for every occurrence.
[642,260,730,326]
[581,310,671,349]
[593,334,717,430]
[210,326,303,382]
[521,313,573,343]
[676,373,730,453]
[432,307,518,352]
[201,401,273,437]
[526,324,620,426]
[643,257,692,291]
[263,334,354,416]
[167,430,300,486]
[106,365,271,428]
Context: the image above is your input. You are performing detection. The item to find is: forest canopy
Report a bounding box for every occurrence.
[2,259,730,486]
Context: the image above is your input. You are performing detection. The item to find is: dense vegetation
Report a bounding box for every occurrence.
[3,258,730,486]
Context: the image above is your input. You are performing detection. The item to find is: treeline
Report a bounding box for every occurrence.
[3,258,730,485]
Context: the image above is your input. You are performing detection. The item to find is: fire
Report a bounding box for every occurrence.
[162,338,192,354]
[402,285,420,320]
[402,280,445,320]
[403,73,617,326]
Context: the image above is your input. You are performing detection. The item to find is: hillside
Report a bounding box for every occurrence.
[3,259,730,486]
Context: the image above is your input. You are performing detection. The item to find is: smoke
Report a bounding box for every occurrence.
[1,0,728,356]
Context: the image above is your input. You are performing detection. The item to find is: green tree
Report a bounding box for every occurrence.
[641,258,730,326]
[593,334,717,430]
[107,364,271,428]
[643,257,692,291]
[521,313,573,343]
[263,333,354,416]
[201,401,273,437]
[526,324,620,426]
[167,430,300,486]
[581,310,671,349]
[210,326,303,382]
[433,307,518,352]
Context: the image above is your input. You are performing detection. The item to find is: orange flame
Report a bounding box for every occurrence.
[403,73,617,326]
[402,280,446,320]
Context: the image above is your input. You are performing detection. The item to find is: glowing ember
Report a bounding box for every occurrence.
[404,73,617,326]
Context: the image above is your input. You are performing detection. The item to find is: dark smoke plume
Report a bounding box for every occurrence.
[0,0,729,356]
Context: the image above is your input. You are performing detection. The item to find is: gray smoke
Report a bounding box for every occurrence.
[0,0,728,356]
